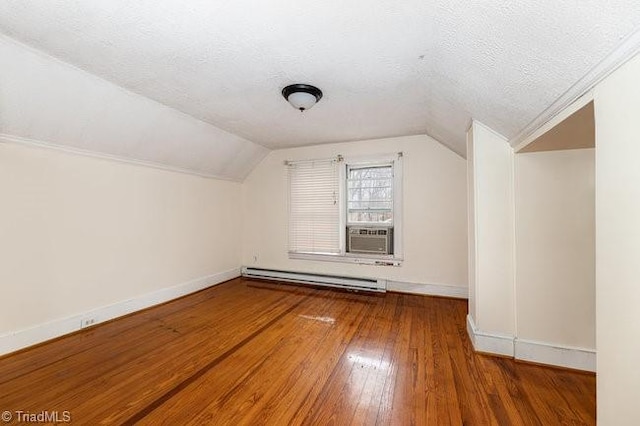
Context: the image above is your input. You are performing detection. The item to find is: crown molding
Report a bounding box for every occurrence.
[511,27,640,149]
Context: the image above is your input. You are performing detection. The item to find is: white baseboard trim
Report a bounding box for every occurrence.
[515,339,596,372]
[466,315,596,372]
[466,315,515,357]
[387,280,468,299]
[0,267,241,356]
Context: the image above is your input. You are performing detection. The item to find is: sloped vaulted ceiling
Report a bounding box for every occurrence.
[0,36,269,181]
[1,1,640,177]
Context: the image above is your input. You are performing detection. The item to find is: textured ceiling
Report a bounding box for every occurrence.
[0,36,268,181]
[1,1,640,157]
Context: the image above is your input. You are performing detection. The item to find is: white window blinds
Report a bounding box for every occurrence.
[288,158,341,255]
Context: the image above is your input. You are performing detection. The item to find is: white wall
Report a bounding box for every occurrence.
[467,122,515,339]
[515,149,595,349]
[0,142,242,350]
[242,135,468,292]
[594,52,640,425]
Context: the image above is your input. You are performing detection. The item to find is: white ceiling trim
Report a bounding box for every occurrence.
[510,26,640,149]
[0,133,242,182]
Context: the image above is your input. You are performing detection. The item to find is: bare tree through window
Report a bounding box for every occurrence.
[347,165,393,224]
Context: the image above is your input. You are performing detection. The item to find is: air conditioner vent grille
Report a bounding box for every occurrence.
[347,226,393,255]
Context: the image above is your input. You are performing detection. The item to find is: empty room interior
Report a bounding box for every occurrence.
[1,2,639,425]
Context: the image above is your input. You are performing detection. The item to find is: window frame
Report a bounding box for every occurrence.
[346,163,395,227]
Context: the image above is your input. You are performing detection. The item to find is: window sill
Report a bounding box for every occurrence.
[288,252,403,266]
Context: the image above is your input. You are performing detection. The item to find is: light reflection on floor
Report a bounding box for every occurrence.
[347,352,391,370]
[345,351,394,410]
[297,314,336,324]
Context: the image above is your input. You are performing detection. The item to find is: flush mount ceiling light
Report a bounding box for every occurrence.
[282,84,323,111]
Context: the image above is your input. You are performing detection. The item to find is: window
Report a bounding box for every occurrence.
[287,153,402,264]
[347,165,393,225]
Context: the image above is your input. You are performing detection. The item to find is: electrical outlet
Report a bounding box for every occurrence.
[80,318,96,329]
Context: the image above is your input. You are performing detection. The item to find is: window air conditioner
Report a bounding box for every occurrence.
[347,227,393,255]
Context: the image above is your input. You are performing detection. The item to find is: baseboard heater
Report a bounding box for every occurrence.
[241,267,386,293]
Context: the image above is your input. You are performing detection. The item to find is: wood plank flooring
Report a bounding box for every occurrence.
[0,278,596,425]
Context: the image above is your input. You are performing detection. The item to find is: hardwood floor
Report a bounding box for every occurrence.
[0,278,595,425]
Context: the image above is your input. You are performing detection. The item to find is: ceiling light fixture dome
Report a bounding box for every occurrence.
[282,84,323,111]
